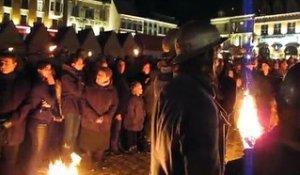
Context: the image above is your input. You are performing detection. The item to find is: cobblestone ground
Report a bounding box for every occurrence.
[82,152,150,175]
[30,152,150,175]
[225,126,244,162]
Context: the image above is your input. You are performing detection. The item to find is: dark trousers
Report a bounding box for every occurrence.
[0,144,19,175]
[110,119,122,151]
[63,113,81,153]
[123,129,137,150]
[27,121,49,175]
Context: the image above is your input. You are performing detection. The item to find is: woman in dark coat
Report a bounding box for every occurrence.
[17,60,63,175]
[79,67,118,168]
[110,58,130,153]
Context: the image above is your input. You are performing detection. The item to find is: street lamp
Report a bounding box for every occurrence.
[88,51,93,57]
[133,48,139,56]
[49,45,57,53]
[8,47,14,52]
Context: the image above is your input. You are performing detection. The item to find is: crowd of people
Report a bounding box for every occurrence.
[1,20,300,175]
[0,46,158,174]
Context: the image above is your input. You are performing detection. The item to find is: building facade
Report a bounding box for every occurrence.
[211,14,255,57]
[254,12,300,59]
[64,0,110,35]
[211,11,300,59]
[118,14,177,36]
[0,0,64,36]
[109,0,177,36]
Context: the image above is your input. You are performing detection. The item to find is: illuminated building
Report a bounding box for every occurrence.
[254,12,300,59]
[1,0,176,38]
[63,0,110,35]
[0,0,64,36]
[110,0,177,36]
[211,14,255,58]
[211,0,300,59]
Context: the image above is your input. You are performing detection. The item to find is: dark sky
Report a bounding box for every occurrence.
[135,0,243,24]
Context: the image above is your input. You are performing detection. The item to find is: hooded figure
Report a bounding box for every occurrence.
[151,21,226,175]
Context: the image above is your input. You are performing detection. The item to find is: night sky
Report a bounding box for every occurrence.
[135,0,243,24]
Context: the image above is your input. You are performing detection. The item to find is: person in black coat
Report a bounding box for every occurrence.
[151,22,224,175]
[16,60,63,175]
[61,55,85,153]
[253,63,300,175]
[123,82,146,153]
[0,51,31,175]
[110,58,130,154]
[79,67,118,169]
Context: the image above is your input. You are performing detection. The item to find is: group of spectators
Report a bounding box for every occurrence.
[0,46,159,175]
[1,20,300,175]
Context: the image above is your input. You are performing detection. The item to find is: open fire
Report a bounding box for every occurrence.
[48,153,81,175]
[237,91,263,149]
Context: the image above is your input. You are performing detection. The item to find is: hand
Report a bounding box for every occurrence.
[3,121,12,129]
[115,114,122,121]
[53,116,64,122]
[42,100,51,108]
[96,116,104,124]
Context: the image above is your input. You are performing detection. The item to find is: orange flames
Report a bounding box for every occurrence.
[48,153,81,175]
[237,91,263,149]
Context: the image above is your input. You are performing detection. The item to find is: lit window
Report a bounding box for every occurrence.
[85,8,94,19]
[20,15,27,25]
[37,0,44,11]
[50,2,55,11]
[261,24,268,35]
[2,13,10,23]
[36,17,43,24]
[72,5,79,17]
[55,2,61,13]
[21,0,29,9]
[287,22,296,34]
[4,0,12,7]
[273,23,281,35]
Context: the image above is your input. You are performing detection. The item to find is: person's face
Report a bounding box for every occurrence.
[38,64,54,79]
[253,59,258,68]
[71,58,85,71]
[212,46,220,79]
[262,63,270,73]
[118,61,126,74]
[133,83,143,96]
[236,64,242,71]
[228,70,234,78]
[274,62,279,69]
[281,61,288,70]
[96,70,111,87]
[236,78,242,88]
[142,63,151,75]
[0,57,17,74]
[100,61,108,68]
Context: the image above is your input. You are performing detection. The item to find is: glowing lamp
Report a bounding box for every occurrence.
[133,48,139,56]
[49,45,57,52]
[88,51,93,57]
[8,47,14,52]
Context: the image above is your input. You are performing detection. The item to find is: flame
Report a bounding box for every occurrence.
[237,91,263,149]
[48,153,81,175]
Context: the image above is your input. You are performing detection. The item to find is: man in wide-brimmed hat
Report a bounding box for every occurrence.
[151,21,226,175]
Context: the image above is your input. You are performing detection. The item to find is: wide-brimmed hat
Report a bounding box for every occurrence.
[173,21,227,64]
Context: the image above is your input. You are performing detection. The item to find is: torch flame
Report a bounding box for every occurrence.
[237,91,263,149]
[48,153,81,175]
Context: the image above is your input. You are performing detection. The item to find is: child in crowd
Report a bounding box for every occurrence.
[123,81,146,153]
